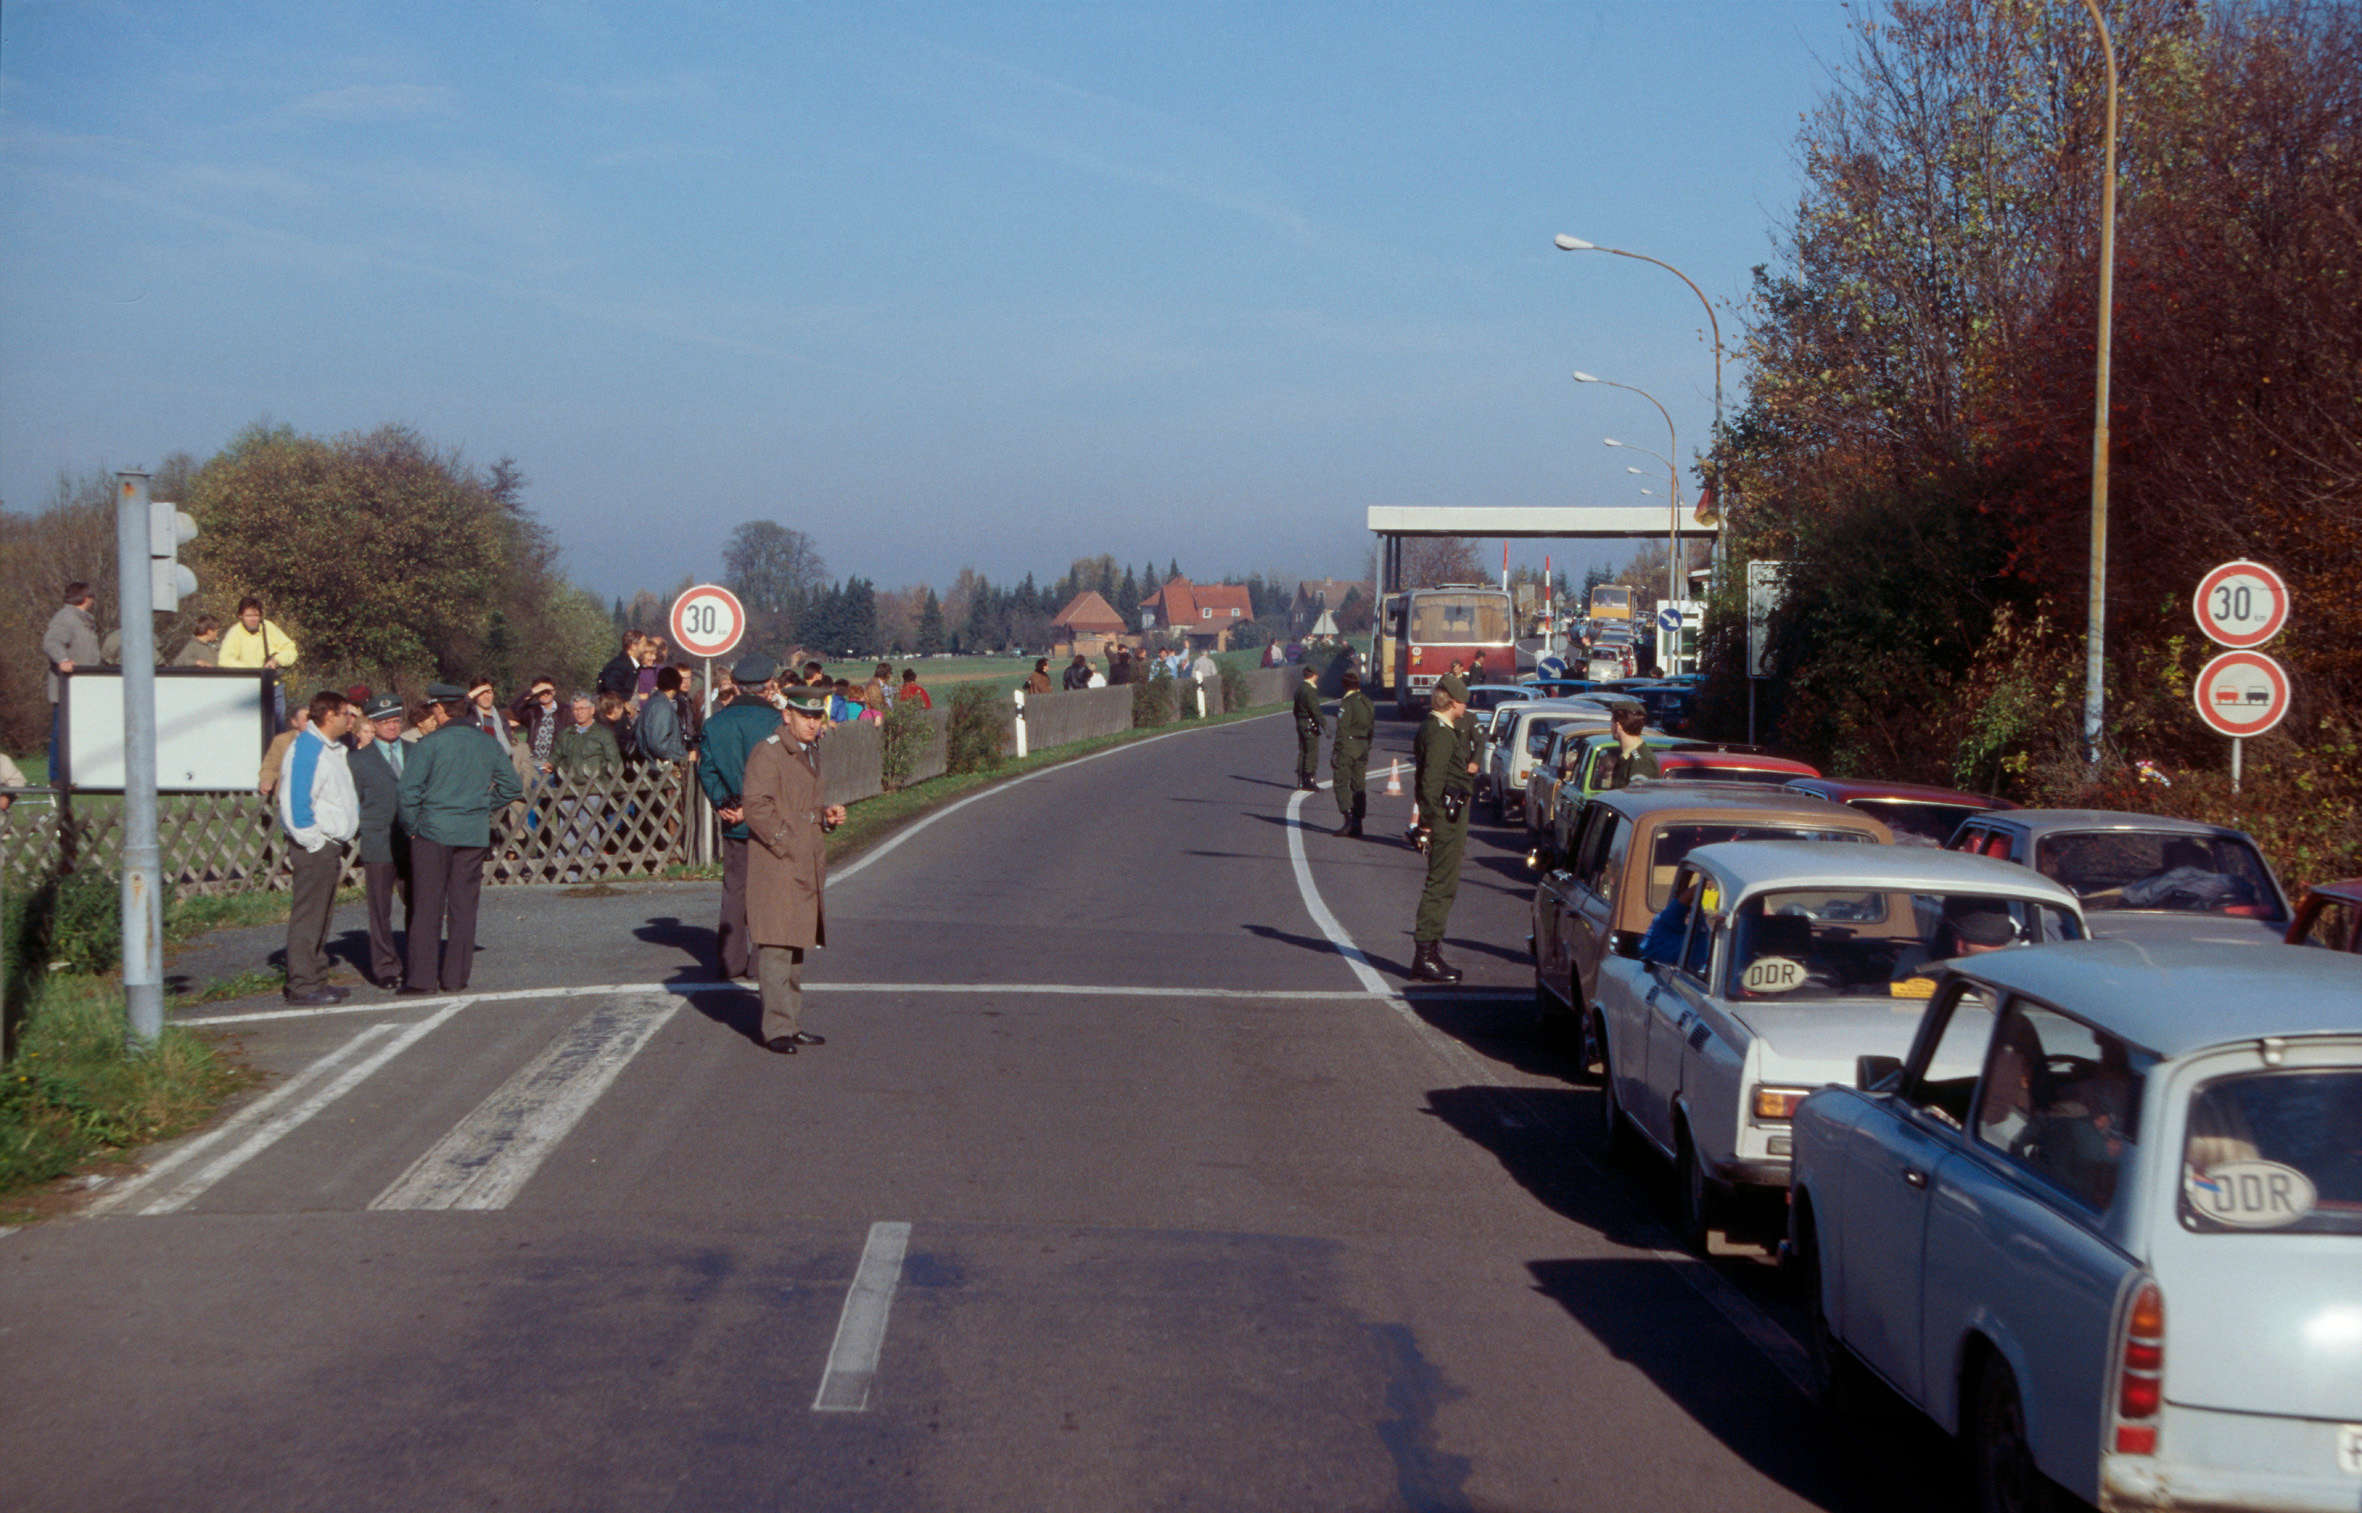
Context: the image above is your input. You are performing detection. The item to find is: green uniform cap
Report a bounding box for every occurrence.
[1436,673,1469,703]
[782,688,827,715]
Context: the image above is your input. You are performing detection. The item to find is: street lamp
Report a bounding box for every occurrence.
[1555,235,1725,582]
[1577,369,1684,619]
[2074,0,2120,769]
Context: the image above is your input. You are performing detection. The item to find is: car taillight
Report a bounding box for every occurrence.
[1749,1086,1811,1124]
[2114,1281,2165,1455]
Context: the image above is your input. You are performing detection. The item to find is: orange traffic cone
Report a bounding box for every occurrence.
[1384,759,1403,796]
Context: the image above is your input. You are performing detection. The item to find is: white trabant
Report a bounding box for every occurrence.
[1791,941,2362,1513]
[1480,699,1614,823]
[1599,841,2085,1249]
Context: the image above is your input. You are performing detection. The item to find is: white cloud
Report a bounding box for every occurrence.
[285,83,457,123]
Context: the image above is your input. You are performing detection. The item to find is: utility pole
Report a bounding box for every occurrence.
[115,471,164,1049]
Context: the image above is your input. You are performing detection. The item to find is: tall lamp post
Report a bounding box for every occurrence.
[1605,438,1682,633]
[1574,370,1683,619]
[1555,235,1724,580]
[2075,0,2120,769]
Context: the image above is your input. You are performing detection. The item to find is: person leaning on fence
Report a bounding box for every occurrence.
[278,690,359,1006]
[742,685,844,1056]
[700,656,784,981]
[1063,653,1092,691]
[257,705,311,797]
[0,750,28,813]
[396,682,522,994]
[898,667,932,709]
[596,691,639,767]
[634,667,690,764]
[348,693,412,989]
[43,580,102,777]
[513,676,562,778]
[863,662,892,714]
[553,691,623,879]
[1025,659,1053,696]
[597,631,643,701]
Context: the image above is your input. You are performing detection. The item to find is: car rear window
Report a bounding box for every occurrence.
[1726,890,2084,1000]
[1642,825,1873,910]
[2180,1069,2362,1237]
[2034,831,2283,920]
[1860,801,1980,847]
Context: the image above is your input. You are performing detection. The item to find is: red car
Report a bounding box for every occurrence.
[2286,879,2362,951]
[1781,776,2016,847]
[1651,747,1820,785]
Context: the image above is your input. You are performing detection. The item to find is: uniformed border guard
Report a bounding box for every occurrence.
[742,686,846,1054]
[1291,664,1325,789]
[697,656,783,980]
[1331,669,1375,837]
[1409,674,1475,982]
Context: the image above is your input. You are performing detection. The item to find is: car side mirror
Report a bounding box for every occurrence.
[1618,930,1657,964]
[1856,1054,1903,1093]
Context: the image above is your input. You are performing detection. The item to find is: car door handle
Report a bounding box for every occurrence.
[1901,1167,1929,1190]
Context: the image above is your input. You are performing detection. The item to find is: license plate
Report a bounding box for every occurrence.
[2339,1424,2362,1475]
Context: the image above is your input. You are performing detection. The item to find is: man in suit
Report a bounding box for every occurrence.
[348,693,412,988]
[698,657,783,980]
[1291,664,1325,789]
[1331,669,1375,837]
[742,687,844,1055]
[1409,675,1475,983]
[396,682,522,993]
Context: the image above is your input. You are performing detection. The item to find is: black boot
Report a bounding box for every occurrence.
[1409,942,1463,983]
[1427,943,1464,982]
[1334,816,1356,836]
[1349,793,1366,837]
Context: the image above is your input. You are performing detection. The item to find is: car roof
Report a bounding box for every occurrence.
[1586,782,1890,834]
[1656,750,1820,776]
[2301,879,2362,906]
[1683,839,2081,910]
[1943,939,2362,1056]
[1785,777,2015,807]
[1970,809,2259,840]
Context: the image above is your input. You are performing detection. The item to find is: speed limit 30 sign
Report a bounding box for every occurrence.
[669,584,747,661]
[2192,560,2289,649]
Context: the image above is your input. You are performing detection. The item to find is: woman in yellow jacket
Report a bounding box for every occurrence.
[217,595,299,729]
[216,596,299,671]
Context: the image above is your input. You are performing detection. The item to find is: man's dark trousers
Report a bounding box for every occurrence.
[361,855,407,986]
[285,840,346,994]
[406,837,487,992]
[718,835,753,978]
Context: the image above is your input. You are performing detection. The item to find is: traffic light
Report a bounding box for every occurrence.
[151,500,197,607]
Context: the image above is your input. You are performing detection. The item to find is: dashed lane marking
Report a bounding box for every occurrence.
[372,994,678,1212]
[92,1000,471,1218]
[813,1221,912,1413]
[1278,786,1816,1398]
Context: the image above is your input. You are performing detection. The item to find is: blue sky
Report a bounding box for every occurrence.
[2,1,1860,602]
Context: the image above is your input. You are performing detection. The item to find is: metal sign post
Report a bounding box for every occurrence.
[114,471,163,1050]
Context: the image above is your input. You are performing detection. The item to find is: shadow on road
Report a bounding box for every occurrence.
[1241,922,1410,979]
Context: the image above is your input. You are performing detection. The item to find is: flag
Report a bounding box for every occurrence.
[1693,485,1720,524]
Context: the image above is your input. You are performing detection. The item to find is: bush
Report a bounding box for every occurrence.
[1219,664,1249,713]
[1131,671,1176,728]
[945,683,1006,776]
[879,698,933,790]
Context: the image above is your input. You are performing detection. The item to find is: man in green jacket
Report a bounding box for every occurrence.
[1291,663,1325,789]
[551,691,623,879]
[697,657,783,980]
[397,682,524,993]
[1331,669,1376,837]
[1409,675,1475,983]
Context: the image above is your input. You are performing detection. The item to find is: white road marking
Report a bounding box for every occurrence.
[104,1001,470,1218]
[813,1221,912,1413]
[178,978,1532,1026]
[371,995,678,1212]
[1277,780,1817,1396]
[831,714,1273,885]
[1282,785,1393,994]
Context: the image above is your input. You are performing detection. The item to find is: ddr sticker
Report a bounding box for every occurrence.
[1742,956,1806,994]
[2186,1160,2317,1230]
[1889,977,1937,1000]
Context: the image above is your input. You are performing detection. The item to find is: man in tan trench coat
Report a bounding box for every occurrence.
[742,687,846,1054]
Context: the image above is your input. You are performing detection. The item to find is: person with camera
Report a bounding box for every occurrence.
[1408,674,1475,983]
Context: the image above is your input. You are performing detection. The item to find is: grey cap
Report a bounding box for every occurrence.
[734,655,777,685]
[425,682,465,701]
[362,694,405,721]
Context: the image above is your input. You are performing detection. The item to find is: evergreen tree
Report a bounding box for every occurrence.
[917,589,946,655]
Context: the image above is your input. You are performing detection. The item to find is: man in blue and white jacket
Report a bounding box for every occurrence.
[278,689,359,1005]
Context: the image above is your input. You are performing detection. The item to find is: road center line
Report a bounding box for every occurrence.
[813,1221,912,1413]
[129,999,471,1217]
[371,994,678,1212]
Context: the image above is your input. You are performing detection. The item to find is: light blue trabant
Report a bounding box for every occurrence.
[1790,941,2362,1513]
[1599,841,2085,1249]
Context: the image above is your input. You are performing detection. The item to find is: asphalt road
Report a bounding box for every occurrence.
[1,710,1957,1512]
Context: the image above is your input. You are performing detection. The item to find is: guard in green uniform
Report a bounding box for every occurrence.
[1291,665,1325,789]
[1331,670,1375,836]
[697,656,784,979]
[1410,675,1475,982]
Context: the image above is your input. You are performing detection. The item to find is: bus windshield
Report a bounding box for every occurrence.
[1408,593,1511,645]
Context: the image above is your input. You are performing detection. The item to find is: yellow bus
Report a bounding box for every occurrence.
[1588,583,1634,624]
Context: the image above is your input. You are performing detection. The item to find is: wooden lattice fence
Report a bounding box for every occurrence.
[1,763,705,897]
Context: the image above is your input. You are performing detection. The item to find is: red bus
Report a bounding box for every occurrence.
[1383,584,1516,717]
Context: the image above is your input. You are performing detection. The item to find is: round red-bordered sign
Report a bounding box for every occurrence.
[2191,560,2289,649]
[2193,650,2291,738]
[668,584,746,660]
